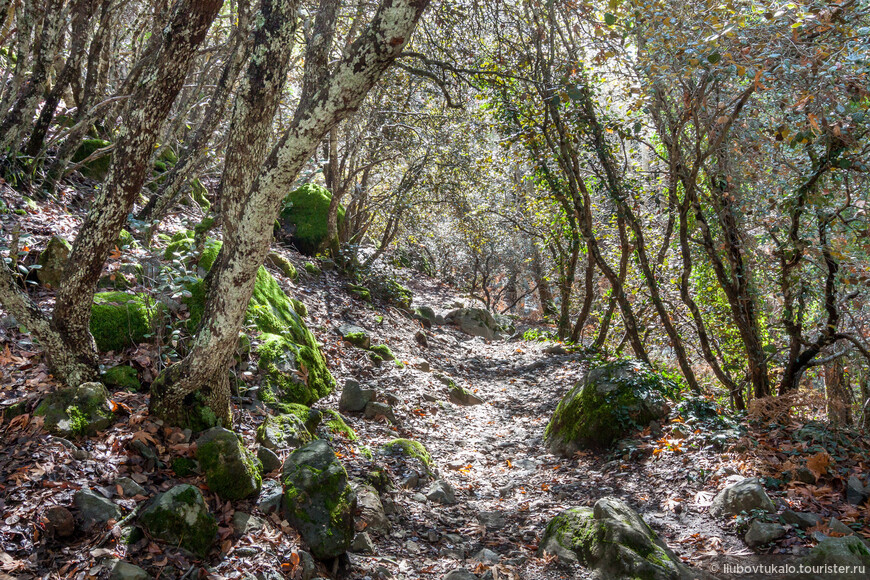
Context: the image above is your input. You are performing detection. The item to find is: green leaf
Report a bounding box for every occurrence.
[604,13,617,26]
[707,52,721,64]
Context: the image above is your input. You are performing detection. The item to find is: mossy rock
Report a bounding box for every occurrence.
[545,359,673,455]
[338,324,370,349]
[369,344,395,361]
[257,334,320,409]
[322,409,357,441]
[190,178,210,212]
[382,439,432,469]
[539,498,690,579]
[366,276,412,309]
[256,413,314,450]
[304,261,321,275]
[799,536,870,578]
[277,184,345,256]
[90,292,160,352]
[172,457,198,478]
[102,365,141,392]
[36,236,71,288]
[139,484,217,557]
[116,229,139,250]
[72,138,112,180]
[266,252,298,281]
[34,382,115,438]
[290,298,307,317]
[281,440,355,559]
[195,427,262,500]
[98,263,144,291]
[346,283,371,302]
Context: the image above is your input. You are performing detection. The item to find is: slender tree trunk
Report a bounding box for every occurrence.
[150,0,431,425]
[825,359,851,427]
[570,247,595,343]
[531,244,556,320]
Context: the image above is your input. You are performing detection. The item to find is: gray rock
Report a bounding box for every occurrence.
[709,478,776,518]
[298,550,317,580]
[281,440,355,559]
[36,236,71,288]
[338,379,375,412]
[538,497,691,579]
[353,482,389,533]
[195,427,261,500]
[232,512,265,536]
[444,308,500,340]
[139,484,217,557]
[798,536,870,579]
[338,324,370,349]
[781,509,822,529]
[792,466,816,484]
[257,479,283,514]
[847,475,868,505]
[426,479,456,504]
[35,382,115,438]
[443,570,476,580]
[448,385,483,406]
[256,413,313,450]
[364,401,397,423]
[829,517,854,536]
[472,548,500,564]
[109,561,150,580]
[257,446,282,473]
[411,358,430,372]
[74,488,121,531]
[115,477,146,498]
[745,520,786,548]
[351,531,375,553]
[477,511,506,530]
[415,330,428,347]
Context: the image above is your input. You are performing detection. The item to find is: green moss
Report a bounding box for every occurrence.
[382,438,431,467]
[190,178,210,212]
[90,292,159,352]
[72,138,112,180]
[267,252,298,281]
[256,413,314,449]
[172,457,198,477]
[116,229,138,249]
[183,390,220,433]
[347,283,371,302]
[139,484,217,557]
[195,429,262,500]
[277,184,345,256]
[369,344,395,361]
[343,332,369,348]
[304,261,321,275]
[102,365,141,392]
[34,383,113,438]
[369,352,383,365]
[322,409,357,441]
[290,298,307,317]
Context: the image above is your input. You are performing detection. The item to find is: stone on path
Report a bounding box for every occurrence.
[139,484,217,557]
[745,520,786,548]
[338,379,375,412]
[74,488,121,531]
[426,479,456,504]
[709,478,775,518]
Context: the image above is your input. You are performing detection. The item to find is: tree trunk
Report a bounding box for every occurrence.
[150,0,431,425]
[825,360,851,427]
[531,245,556,320]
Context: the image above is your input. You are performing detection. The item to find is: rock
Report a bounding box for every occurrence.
[298,550,317,580]
[846,475,868,505]
[265,252,298,281]
[256,479,283,514]
[109,561,150,580]
[798,536,870,579]
[43,505,75,537]
[115,477,145,497]
[139,484,217,557]
[364,401,397,423]
[281,440,355,559]
[353,483,389,534]
[444,308,501,340]
[36,236,71,288]
[338,324,371,349]
[102,365,141,392]
[829,517,854,536]
[74,488,121,531]
[538,497,691,579]
[414,306,436,323]
[277,184,344,256]
[35,382,115,438]
[232,512,265,536]
[351,531,375,553]
[477,511,506,531]
[256,411,315,450]
[793,466,817,484]
[745,520,786,548]
[543,344,568,355]
[545,359,671,454]
[709,478,776,518]
[448,385,483,406]
[415,330,428,347]
[90,292,160,352]
[338,379,375,412]
[257,446,282,473]
[781,509,822,529]
[196,427,262,500]
[426,480,456,504]
[381,439,433,475]
[472,548,500,564]
[443,570,476,580]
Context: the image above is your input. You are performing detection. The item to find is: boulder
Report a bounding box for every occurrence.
[426,480,456,504]
[709,478,775,518]
[798,536,870,579]
[139,484,217,557]
[338,324,371,349]
[102,365,141,392]
[257,479,283,514]
[444,307,502,340]
[115,477,146,498]
[257,446,282,473]
[231,511,265,536]
[90,292,159,352]
[256,412,314,450]
[545,359,672,454]
[35,382,115,438]
[74,489,121,531]
[282,440,355,559]
[538,497,692,579]
[448,385,483,406]
[381,439,432,474]
[364,401,397,423]
[43,505,75,537]
[443,570,476,580]
[108,561,150,580]
[195,427,262,500]
[351,531,375,553]
[276,184,344,256]
[846,475,868,506]
[745,521,786,548]
[36,236,71,288]
[352,482,390,534]
[339,379,375,412]
[781,509,822,529]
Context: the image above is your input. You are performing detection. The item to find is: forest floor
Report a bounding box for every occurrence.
[1,188,869,580]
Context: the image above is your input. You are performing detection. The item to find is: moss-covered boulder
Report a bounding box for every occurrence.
[381,438,433,477]
[36,236,71,288]
[90,292,159,352]
[195,427,262,500]
[256,412,315,450]
[369,344,395,361]
[72,138,112,180]
[102,365,141,392]
[282,440,356,559]
[798,536,870,579]
[277,184,345,256]
[139,484,217,557]
[338,324,370,349]
[545,359,672,455]
[539,498,691,579]
[444,307,501,340]
[322,409,357,441]
[35,382,114,438]
[266,252,298,281]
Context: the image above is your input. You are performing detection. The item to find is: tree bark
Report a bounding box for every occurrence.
[825,359,851,427]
